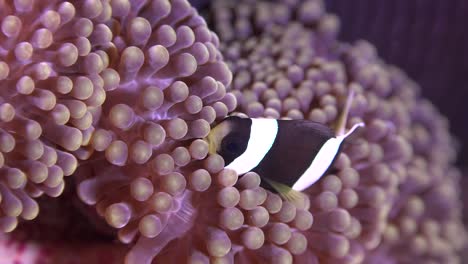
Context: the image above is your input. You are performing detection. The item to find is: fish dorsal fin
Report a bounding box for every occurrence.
[263,178,308,209]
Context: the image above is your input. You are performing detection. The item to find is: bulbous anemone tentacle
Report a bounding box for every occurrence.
[208,0,466,263]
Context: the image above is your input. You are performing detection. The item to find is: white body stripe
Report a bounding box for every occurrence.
[292,123,365,191]
[225,119,278,174]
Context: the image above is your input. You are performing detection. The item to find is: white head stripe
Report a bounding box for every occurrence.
[225,118,278,175]
[292,122,365,191]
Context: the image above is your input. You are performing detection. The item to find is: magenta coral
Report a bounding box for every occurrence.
[0,0,465,263]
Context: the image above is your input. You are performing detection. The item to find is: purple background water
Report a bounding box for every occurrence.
[325,0,468,170]
[192,0,468,168]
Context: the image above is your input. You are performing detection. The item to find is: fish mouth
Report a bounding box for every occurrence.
[206,121,232,155]
[205,134,216,155]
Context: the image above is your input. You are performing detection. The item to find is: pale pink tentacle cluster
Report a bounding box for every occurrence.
[0,0,235,263]
[209,0,466,263]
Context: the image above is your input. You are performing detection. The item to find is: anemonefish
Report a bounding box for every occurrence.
[205,90,364,206]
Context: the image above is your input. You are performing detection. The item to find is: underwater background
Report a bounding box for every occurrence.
[0,0,466,263]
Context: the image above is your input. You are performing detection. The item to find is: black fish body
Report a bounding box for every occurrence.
[207,116,363,194]
[253,119,335,191]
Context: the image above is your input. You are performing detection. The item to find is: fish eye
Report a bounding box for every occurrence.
[226,141,240,153]
[221,134,243,155]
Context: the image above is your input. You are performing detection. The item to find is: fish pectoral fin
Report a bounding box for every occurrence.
[282,191,309,209]
[263,178,308,209]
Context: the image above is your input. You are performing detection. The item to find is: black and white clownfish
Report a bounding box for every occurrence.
[205,90,364,206]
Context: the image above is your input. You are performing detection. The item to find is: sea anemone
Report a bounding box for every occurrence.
[0,0,234,263]
[0,0,465,263]
[208,0,466,262]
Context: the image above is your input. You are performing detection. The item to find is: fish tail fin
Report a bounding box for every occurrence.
[335,88,355,136]
[335,88,365,139]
